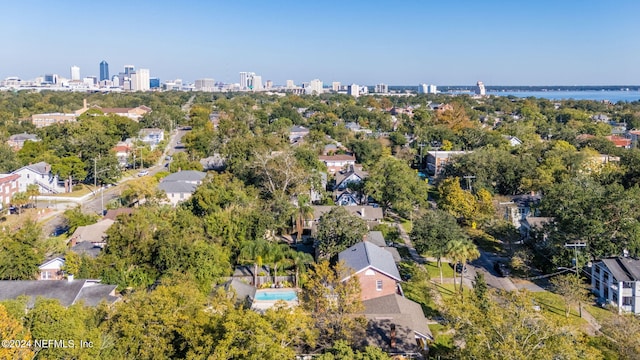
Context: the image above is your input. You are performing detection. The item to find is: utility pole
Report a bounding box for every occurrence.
[564,242,587,277]
[463,175,476,193]
[418,142,426,170]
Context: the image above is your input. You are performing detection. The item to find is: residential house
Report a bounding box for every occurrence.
[7,133,39,151]
[333,165,368,206]
[365,231,402,263]
[158,170,207,206]
[97,105,151,121]
[138,128,165,148]
[591,257,640,314]
[361,294,432,356]
[309,205,384,230]
[68,218,115,258]
[338,241,402,301]
[503,135,523,146]
[0,279,119,307]
[345,122,373,135]
[426,151,469,176]
[11,161,65,193]
[503,194,541,231]
[0,173,20,209]
[38,257,65,280]
[319,154,356,174]
[103,208,135,221]
[289,125,310,143]
[112,141,133,168]
[605,135,632,149]
[30,112,77,128]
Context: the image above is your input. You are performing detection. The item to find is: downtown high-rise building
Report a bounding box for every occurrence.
[305,79,323,95]
[239,71,255,90]
[99,60,109,81]
[70,65,80,81]
[475,81,486,96]
[131,68,150,91]
[124,65,135,76]
[374,83,388,94]
[195,78,215,92]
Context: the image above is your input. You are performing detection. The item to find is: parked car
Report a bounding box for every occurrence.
[494,261,510,277]
[137,170,149,177]
[454,262,467,274]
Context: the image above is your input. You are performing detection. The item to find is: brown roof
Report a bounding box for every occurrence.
[319,154,356,161]
[103,208,135,221]
[0,174,20,184]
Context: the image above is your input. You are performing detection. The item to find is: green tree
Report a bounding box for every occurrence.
[300,260,365,351]
[316,207,368,259]
[365,156,428,217]
[10,191,29,213]
[239,239,271,286]
[26,183,39,208]
[437,177,476,224]
[550,274,591,318]
[294,194,314,241]
[446,290,602,360]
[0,304,34,360]
[410,209,468,284]
[52,155,87,192]
[600,311,640,360]
[63,207,99,234]
[445,239,480,292]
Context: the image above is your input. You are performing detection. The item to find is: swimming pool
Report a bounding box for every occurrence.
[254,290,298,301]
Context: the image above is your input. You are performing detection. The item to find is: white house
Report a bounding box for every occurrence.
[319,154,356,174]
[138,128,165,148]
[158,170,206,206]
[39,258,65,280]
[591,256,640,314]
[11,162,66,194]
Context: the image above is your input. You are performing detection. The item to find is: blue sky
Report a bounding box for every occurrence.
[2,0,639,85]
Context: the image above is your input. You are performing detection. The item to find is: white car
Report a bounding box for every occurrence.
[137,170,149,177]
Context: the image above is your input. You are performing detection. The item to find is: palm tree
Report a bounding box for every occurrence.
[11,192,29,214]
[26,184,40,209]
[239,239,270,286]
[289,249,314,288]
[267,243,291,285]
[294,194,314,243]
[446,239,480,292]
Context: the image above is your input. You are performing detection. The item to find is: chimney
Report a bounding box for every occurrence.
[67,274,74,282]
[83,98,87,109]
[361,207,365,218]
[389,323,397,349]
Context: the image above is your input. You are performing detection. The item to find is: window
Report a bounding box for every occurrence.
[376,280,383,291]
[623,282,633,289]
[41,271,50,280]
[623,297,633,306]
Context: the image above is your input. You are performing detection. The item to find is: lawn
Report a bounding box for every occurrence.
[531,291,589,328]
[48,185,94,198]
[467,229,504,254]
[428,323,454,358]
[425,261,455,279]
[431,283,459,300]
[400,219,412,233]
[584,303,617,324]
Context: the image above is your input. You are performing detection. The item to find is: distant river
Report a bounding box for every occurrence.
[486,90,640,103]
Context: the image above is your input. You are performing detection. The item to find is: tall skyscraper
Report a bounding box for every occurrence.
[131,68,150,91]
[348,84,360,98]
[475,81,486,96]
[124,65,135,76]
[195,78,215,92]
[418,83,428,94]
[375,83,388,94]
[252,75,263,91]
[99,61,109,81]
[70,66,80,81]
[332,82,341,92]
[286,80,295,88]
[306,79,323,95]
[239,72,256,90]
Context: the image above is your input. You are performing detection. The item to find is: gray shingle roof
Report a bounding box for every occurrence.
[601,257,640,282]
[22,161,50,175]
[339,241,401,281]
[365,231,386,247]
[70,241,103,258]
[159,181,197,194]
[162,170,206,183]
[362,293,432,340]
[0,280,119,307]
[312,205,384,222]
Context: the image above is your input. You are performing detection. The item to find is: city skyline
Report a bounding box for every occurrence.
[1,1,640,85]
